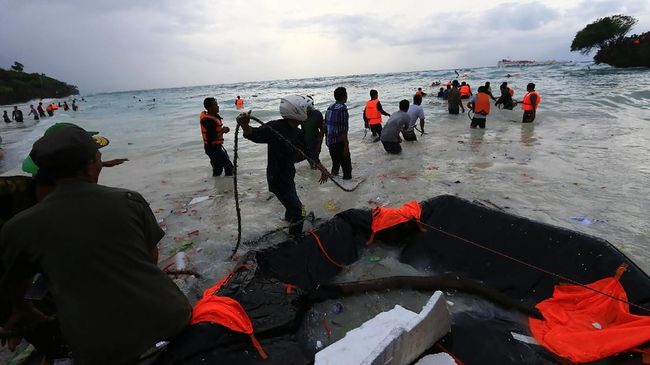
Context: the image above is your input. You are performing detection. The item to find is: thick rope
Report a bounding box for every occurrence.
[229,114,365,259]
[249,116,365,193]
[229,124,243,259]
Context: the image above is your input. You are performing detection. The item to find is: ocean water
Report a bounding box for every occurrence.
[1,62,649,286]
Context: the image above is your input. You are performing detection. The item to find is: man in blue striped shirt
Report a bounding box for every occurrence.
[325,87,352,180]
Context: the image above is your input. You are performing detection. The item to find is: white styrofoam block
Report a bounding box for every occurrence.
[315,305,417,365]
[414,353,458,365]
[315,291,450,365]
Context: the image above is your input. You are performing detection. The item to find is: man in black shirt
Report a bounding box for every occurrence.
[11,106,23,123]
[236,95,328,235]
[0,127,190,364]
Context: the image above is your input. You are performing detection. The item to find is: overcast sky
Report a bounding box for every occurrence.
[1,0,648,93]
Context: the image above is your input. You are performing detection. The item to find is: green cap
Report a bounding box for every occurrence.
[22,123,108,175]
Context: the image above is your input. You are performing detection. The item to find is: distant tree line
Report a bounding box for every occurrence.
[571,15,649,67]
[0,61,79,105]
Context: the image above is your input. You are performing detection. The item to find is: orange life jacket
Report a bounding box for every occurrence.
[473,93,490,115]
[200,111,225,145]
[529,264,650,364]
[192,270,268,359]
[365,99,383,125]
[366,201,426,244]
[51,103,58,110]
[508,87,514,96]
[522,91,541,111]
[460,85,471,97]
[235,98,244,107]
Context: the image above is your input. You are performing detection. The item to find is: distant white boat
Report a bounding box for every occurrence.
[497,59,571,67]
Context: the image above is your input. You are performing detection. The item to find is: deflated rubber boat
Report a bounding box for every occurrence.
[153,195,650,365]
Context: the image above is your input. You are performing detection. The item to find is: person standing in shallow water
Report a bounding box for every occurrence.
[521,83,541,123]
[235,96,244,109]
[484,82,498,102]
[447,80,465,115]
[326,87,353,180]
[37,102,46,117]
[380,99,411,154]
[28,105,39,121]
[236,95,328,236]
[468,86,491,129]
[12,106,23,123]
[3,111,11,123]
[300,96,325,169]
[363,89,390,142]
[200,97,233,176]
[495,82,515,110]
[404,94,425,141]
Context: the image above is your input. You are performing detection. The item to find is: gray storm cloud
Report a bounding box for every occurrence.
[0,0,647,92]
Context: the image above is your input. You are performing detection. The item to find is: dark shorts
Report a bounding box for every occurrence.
[369,123,383,137]
[522,111,535,123]
[204,144,233,176]
[382,141,402,154]
[470,117,486,129]
[402,129,417,141]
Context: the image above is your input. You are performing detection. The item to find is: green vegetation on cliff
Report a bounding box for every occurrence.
[571,15,649,68]
[0,63,78,105]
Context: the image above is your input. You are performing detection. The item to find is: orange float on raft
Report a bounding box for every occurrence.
[367,200,425,244]
[529,265,650,364]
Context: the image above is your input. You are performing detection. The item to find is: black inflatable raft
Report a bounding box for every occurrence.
[155,195,650,365]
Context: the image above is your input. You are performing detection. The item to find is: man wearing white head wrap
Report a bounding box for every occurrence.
[236,96,327,236]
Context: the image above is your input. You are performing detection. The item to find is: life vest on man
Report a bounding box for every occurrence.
[46,105,53,112]
[200,111,225,145]
[522,91,541,111]
[460,85,471,97]
[235,98,244,107]
[473,93,490,115]
[366,200,426,244]
[508,87,514,96]
[365,99,383,125]
[192,269,268,359]
[51,103,58,110]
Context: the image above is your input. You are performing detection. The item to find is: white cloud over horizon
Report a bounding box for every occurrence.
[0,0,648,93]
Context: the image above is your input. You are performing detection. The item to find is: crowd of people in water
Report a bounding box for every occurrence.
[0,77,540,364]
[1,98,86,161]
[3,98,84,125]
[202,79,540,235]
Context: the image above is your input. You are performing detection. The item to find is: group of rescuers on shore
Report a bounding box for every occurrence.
[0,81,539,364]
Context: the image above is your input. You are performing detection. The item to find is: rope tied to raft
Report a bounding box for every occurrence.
[390,207,650,313]
[229,113,365,259]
